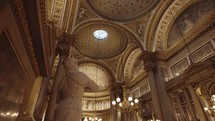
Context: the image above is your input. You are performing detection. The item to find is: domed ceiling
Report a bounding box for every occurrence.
[85,0,160,22]
[75,23,127,59]
[79,63,111,91]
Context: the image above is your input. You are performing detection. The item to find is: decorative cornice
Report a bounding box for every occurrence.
[10,0,40,76]
[40,0,49,55]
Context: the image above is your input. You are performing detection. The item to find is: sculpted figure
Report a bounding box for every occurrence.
[78,7,88,20]
[53,58,99,121]
[136,23,144,37]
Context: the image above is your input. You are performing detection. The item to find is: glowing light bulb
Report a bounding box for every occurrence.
[116,97,121,102]
[112,100,116,105]
[131,102,134,106]
[95,117,98,120]
[98,118,102,121]
[128,97,133,101]
[6,112,10,116]
[204,107,208,111]
[134,99,139,103]
[119,103,123,107]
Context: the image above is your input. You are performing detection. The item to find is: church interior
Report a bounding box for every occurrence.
[0,0,215,121]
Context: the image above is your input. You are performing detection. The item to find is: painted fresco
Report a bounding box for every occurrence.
[0,32,28,121]
[167,0,215,48]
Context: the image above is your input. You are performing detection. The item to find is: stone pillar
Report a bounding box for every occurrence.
[187,85,207,121]
[141,51,176,121]
[175,93,187,121]
[22,77,43,121]
[169,94,178,119]
[110,88,117,121]
[45,33,72,121]
[183,88,198,121]
[33,77,49,121]
[141,51,162,120]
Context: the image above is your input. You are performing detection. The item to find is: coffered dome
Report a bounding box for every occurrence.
[75,23,127,59]
[84,0,160,22]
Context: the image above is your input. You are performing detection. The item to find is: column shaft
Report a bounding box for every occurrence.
[141,51,176,121]
[147,71,162,119]
[22,77,43,121]
[175,93,187,121]
[183,88,198,121]
[188,85,207,121]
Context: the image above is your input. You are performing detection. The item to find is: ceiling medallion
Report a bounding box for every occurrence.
[93,30,108,40]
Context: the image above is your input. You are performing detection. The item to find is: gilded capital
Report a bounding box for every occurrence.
[140,51,157,71]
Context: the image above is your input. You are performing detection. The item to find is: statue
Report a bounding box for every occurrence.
[136,23,144,37]
[78,7,88,20]
[53,58,100,121]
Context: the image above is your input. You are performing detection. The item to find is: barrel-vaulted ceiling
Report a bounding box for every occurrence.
[47,0,215,91]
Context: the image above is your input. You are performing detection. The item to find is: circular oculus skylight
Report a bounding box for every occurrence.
[93,30,108,40]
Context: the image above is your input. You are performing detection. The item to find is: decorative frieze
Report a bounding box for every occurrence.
[190,43,214,63]
[82,99,110,111]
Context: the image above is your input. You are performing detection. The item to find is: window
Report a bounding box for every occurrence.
[93,30,108,40]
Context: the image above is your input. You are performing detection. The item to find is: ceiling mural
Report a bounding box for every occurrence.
[167,0,215,49]
[75,23,127,59]
[79,63,111,91]
[84,0,160,22]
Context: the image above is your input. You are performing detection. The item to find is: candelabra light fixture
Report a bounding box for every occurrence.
[83,116,102,121]
[111,85,139,112]
[204,94,215,117]
[148,112,160,121]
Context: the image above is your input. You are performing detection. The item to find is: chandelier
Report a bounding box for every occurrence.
[204,94,215,117]
[111,85,139,112]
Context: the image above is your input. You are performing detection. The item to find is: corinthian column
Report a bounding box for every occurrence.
[141,51,176,121]
[45,33,73,121]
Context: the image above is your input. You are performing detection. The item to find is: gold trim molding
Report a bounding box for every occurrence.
[10,0,40,76]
